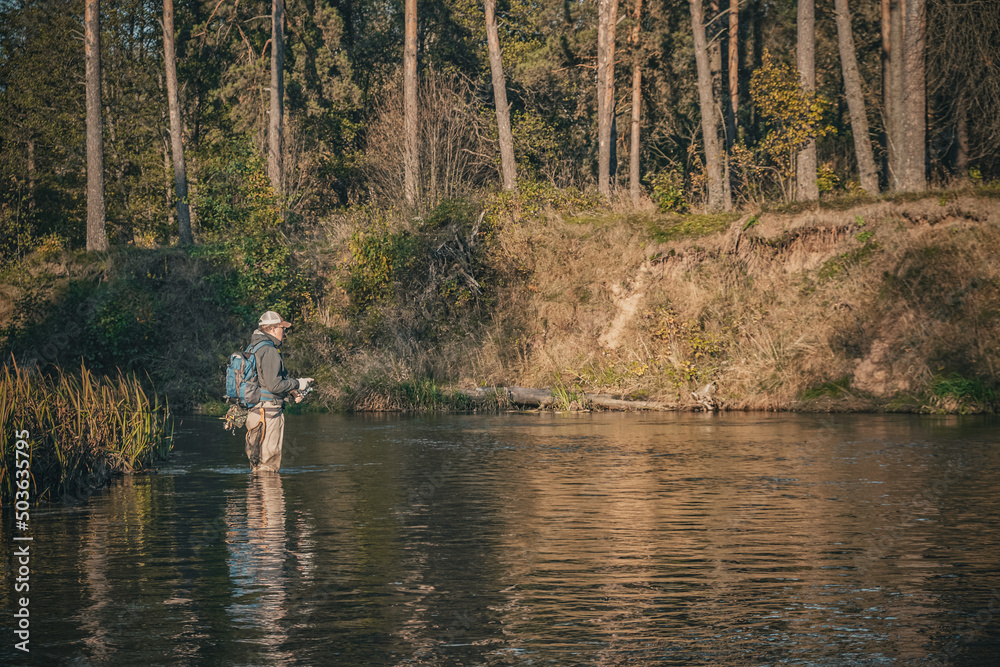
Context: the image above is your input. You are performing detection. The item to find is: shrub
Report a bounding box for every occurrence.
[650,169,689,213]
[191,136,311,324]
[344,209,418,313]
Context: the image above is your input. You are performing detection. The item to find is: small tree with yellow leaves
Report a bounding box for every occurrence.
[747,50,836,202]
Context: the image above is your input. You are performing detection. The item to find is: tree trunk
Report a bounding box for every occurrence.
[834,0,879,194]
[484,0,517,191]
[453,386,677,411]
[610,113,618,180]
[628,0,642,205]
[900,0,926,191]
[85,0,108,252]
[689,0,727,211]
[26,137,36,211]
[597,0,607,195]
[163,0,192,245]
[796,0,819,201]
[597,0,618,198]
[881,0,892,185]
[727,0,738,145]
[268,0,284,193]
[163,136,174,230]
[888,0,904,190]
[708,1,731,207]
[403,0,419,206]
[749,0,763,141]
[956,94,969,174]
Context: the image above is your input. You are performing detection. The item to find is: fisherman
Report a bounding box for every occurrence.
[244,311,313,473]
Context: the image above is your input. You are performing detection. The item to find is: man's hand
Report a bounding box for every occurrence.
[293,391,305,404]
[297,377,314,391]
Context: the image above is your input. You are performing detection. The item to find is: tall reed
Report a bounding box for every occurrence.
[0,359,173,505]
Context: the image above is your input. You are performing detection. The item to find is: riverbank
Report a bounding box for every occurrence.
[511,192,1000,414]
[307,189,1000,414]
[3,187,1000,415]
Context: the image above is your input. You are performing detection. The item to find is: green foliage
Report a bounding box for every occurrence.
[348,375,478,412]
[87,285,161,370]
[646,306,728,389]
[746,51,836,201]
[0,0,86,256]
[801,376,852,400]
[4,0,1000,260]
[549,382,583,411]
[650,169,689,213]
[818,232,882,280]
[509,111,562,181]
[284,0,364,206]
[930,374,996,413]
[342,197,515,343]
[646,212,740,242]
[192,138,310,323]
[574,358,651,395]
[215,232,309,323]
[423,197,479,230]
[482,180,605,231]
[0,244,301,410]
[816,163,839,193]
[344,209,418,312]
[194,139,283,237]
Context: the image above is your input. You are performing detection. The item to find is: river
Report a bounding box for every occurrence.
[2,412,1000,665]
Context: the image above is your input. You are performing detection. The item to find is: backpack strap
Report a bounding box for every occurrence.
[245,339,276,355]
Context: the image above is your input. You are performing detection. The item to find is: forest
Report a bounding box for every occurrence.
[1,0,999,252]
[2,0,1000,415]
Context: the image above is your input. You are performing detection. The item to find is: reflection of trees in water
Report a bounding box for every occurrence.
[490,431,668,656]
[78,476,201,663]
[80,500,113,663]
[79,476,161,663]
[486,418,957,662]
[225,472,294,661]
[48,416,996,664]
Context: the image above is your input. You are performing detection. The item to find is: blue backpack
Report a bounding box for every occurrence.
[225,340,275,408]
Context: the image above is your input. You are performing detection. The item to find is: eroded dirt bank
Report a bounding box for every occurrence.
[502,195,1000,413]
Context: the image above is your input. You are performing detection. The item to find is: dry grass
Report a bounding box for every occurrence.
[305,193,1000,413]
[496,195,1000,411]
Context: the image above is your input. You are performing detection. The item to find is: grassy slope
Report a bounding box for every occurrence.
[3,191,1000,414]
[512,193,1000,412]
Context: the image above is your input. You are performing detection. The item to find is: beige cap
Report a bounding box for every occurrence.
[258,311,292,328]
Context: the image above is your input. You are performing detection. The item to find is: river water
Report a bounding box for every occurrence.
[2,412,1000,665]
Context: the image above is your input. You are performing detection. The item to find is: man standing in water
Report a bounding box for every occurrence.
[245,311,312,472]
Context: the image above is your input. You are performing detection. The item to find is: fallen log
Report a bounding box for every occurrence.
[453,386,686,411]
[585,393,677,411]
[456,386,554,407]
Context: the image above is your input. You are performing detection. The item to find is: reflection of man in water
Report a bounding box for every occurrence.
[244,311,313,473]
[225,473,290,657]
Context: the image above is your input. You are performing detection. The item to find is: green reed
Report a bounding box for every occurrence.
[0,359,173,505]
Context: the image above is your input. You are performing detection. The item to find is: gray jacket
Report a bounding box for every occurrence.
[249,330,299,402]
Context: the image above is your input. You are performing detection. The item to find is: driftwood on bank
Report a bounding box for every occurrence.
[454,384,719,412]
